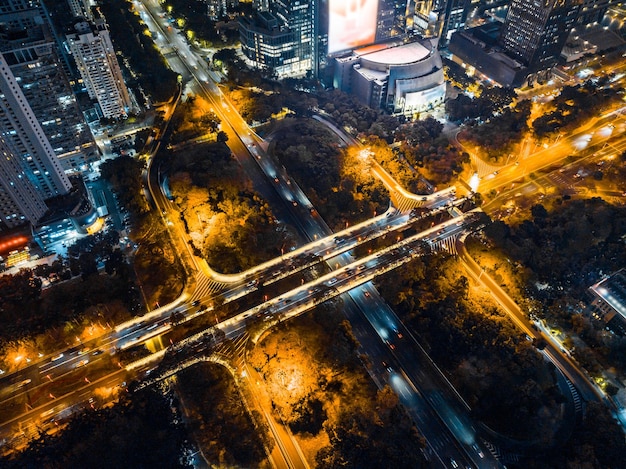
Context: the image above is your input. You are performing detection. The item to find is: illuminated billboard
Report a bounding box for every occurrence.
[328,0,379,54]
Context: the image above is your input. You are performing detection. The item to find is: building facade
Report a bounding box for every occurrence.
[334,40,446,115]
[413,0,472,44]
[589,269,626,336]
[449,0,586,87]
[500,0,582,72]
[67,19,132,119]
[240,0,316,78]
[0,0,99,173]
[0,53,72,228]
[576,0,613,26]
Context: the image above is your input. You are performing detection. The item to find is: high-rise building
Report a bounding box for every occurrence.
[376,0,410,41]
[66,19,132,119]
[67,0,94,20]
[240,0,315,78]
[448,0,584,87]
[500,0,581,71]
[575,0,613,26]
[412,0,471,44]
[0,0,99,173]
[0,52,72,228]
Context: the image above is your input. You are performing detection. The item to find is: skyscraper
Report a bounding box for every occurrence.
[240,0,315,78]
[500,0,582,71]
[0,0,98,173]
[412,0,471,43]
[67,19,132,119]
[0,0,98,229]
[575,0,613,26]
[0,52,72,228]
[67,0,93,20]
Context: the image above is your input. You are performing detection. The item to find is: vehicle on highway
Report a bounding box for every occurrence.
[472,443,484,458]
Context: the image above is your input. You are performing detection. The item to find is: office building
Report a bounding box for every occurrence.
[0,53,72,228]
[240,0,315,78]
[376,0,410,41]
[67,0,94,20]
[413,0,471,44]
[66,19,132,119]
[500,0,581,72]
[0,0,99,173]
[576,0,613,26]
[449,0,583,87]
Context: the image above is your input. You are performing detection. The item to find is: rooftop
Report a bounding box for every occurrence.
[590,269,626,320]
[355,41,431,65]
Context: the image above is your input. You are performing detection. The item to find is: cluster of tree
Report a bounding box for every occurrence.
[445,85,517,123]
[66,230,126,278]
[375,254,564,440]
[177,363,270,467]
[99,0,179,103]
[165,142,284,273]
[169,96,222,144]
[0,251,139,346]
[100,155,148,217]
[316,387,428,469]
[532,82,622,138]
[250,303,428,467]
[228,87,288,124]
[519,401,626,469]
[133,213,186,308]
[460,101,531,160]
[443,57,477,90]
[2,387,193,468]
[101,155,183,308]
[213,48,278,90]
[392,117,470,184]
[213,50,320,121]
[483,199,626,375]
[317,89,393,136]
[165,0,239,46]
[271,119,388,229]
[485,200,626,296]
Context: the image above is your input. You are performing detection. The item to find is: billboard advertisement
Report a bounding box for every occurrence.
[328,0,379,54]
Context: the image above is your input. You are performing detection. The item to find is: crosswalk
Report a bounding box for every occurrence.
[565,377,583,418]
[190,274,227,300]
[471,154,501,178]
[392,192,428,212]
[429,235,459,255]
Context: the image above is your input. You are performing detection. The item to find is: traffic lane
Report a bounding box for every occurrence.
[0,368,128,443]
[341,294,468,468]
[351,285,485,465]
[390,334,499,469]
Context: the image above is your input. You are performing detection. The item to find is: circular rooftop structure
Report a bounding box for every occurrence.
[355,42,432,66]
